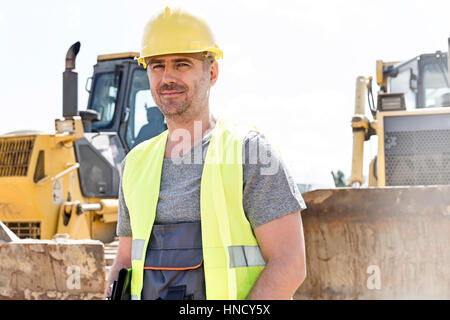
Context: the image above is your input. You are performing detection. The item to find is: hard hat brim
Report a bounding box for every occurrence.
[137,48,223,68]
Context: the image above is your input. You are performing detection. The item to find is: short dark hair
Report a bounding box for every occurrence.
[202,55,215,71]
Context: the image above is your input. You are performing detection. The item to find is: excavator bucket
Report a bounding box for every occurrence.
[0,224,105,300]
[295,185,450,299]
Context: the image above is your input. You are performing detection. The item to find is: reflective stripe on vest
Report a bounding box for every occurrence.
[228,245,266,268]
[122,119,265,300]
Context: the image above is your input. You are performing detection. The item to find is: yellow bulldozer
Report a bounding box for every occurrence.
[0,42,167,299]
[295,41,450,299]
[0,42,166,243]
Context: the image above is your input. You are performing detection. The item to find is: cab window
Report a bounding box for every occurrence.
[423,61,450,108]
[126,69,167,149]
[388,68,416,110]
[89,72,119,128]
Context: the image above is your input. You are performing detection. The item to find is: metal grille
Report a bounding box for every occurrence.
[4,222,41,239]
[0,136,35,177]
[384,129,450,185]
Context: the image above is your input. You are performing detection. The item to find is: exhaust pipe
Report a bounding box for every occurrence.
[63,42,81,117]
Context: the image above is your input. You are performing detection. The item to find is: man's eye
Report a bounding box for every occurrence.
[151,64,164,70]
[177,63,190,68]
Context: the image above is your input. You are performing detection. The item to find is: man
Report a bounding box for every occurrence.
[105,7,307,300]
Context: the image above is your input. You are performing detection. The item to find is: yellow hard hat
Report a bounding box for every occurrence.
[137,7,223,68]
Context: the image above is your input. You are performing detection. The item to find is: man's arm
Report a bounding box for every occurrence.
[246,210,306,300]
[104,236,132,299]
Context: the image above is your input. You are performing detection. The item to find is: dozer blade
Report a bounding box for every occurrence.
[295,185,450,300]
[0,230,105,300]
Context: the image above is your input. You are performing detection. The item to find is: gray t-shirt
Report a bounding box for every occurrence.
[116,129,306,237]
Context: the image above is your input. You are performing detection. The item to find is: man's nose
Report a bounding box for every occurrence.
[161,66,177,83]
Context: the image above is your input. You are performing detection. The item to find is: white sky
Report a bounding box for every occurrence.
[1,0,450,186]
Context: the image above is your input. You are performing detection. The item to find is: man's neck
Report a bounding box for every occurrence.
[164,111,217,159]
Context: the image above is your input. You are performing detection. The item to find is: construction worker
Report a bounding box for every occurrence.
[105,7,307,300]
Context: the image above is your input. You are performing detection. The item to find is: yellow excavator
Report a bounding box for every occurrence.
[295,40,450,299]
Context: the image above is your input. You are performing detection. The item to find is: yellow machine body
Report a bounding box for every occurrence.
[0,117,117,242]
[375,107,450,187]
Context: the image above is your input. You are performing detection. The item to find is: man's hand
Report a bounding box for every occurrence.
[104,237,132,299]
[246,210,306,300]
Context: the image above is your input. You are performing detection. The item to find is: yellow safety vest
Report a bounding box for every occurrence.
[122,119,265,300]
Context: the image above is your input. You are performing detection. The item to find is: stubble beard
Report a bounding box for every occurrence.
[153,80,209,122]
[159,96,191,118]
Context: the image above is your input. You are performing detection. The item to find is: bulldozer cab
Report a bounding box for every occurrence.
[74,52,167,198]
[84,52,167,153]
[379,51,450,109]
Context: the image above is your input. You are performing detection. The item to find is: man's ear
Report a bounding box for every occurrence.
[209,60,219,86]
